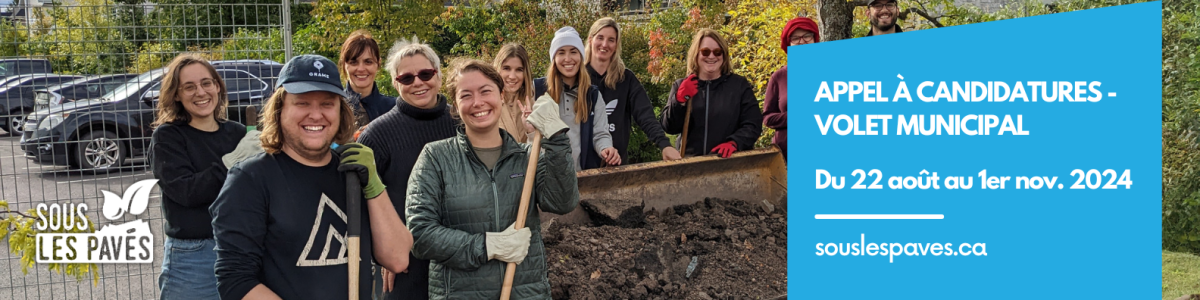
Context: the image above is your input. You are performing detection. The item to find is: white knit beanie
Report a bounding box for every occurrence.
[549,27,586,61]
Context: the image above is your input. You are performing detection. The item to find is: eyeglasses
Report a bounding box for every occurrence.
[181,79,217,96]
[395,69,438,85]
[699,48,724,57]
[869,2,898,9]
[790,33,815,44]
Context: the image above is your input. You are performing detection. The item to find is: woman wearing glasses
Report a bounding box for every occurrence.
[763,17,819,161]
[661,29,763,158]
[355,37,456,300]
[150,54,245,300]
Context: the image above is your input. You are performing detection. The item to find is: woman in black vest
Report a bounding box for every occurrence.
[534,26,620,171]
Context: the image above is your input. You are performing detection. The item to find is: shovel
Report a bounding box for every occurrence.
[499,129,543,300]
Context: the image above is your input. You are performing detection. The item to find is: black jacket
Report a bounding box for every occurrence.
[533,78,605,170]
[661,73,764,156]
[345,82,397,124]
[586,66,673,162]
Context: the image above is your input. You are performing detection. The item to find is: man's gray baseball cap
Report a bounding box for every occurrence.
[276,54,349,98]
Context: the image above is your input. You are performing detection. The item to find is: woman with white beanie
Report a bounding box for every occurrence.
[534,26,621,171]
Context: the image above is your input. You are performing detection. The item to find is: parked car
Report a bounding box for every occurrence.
[34,74,139,110]
[0,73,84,132]
[0,58,52,78]
[20,60,283,170]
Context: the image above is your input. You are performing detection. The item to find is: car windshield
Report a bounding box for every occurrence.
[101,69,164,102]
[45,76,97,91]
[0,76,32,90]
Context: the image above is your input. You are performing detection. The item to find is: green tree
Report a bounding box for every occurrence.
[0,201,99,284]
[147,0,284,50]
[21,0,135,75]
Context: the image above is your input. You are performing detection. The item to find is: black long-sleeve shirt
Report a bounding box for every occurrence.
[210,152,374,300]
[150,121,245,239]
[586,66,673,162]
[355,95,456,299]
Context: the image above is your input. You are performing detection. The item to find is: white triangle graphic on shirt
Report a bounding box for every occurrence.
[296,193,349,267]
[605,99,618,115]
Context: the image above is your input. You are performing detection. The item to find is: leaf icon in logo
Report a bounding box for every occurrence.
[102,179,159,220]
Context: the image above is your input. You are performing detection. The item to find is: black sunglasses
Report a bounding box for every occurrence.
[395,69,438,85]
[700,47,724,57]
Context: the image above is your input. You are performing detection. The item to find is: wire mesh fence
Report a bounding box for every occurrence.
[0,1,290,299]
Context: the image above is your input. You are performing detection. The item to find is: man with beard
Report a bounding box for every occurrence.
[210,54,414,300]
[866,0,902,36]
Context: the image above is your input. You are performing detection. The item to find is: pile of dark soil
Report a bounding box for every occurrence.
[544,198,787,300]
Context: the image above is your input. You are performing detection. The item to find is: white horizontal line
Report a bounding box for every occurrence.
[815,214,944,219]
[1107,92,1116,97]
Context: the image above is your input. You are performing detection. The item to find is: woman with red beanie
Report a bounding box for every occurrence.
[764,17,819,161]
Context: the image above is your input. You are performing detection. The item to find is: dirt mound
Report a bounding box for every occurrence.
[544,198,787,300]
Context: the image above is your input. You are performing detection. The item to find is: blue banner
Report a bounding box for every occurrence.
[788,2,1162,298]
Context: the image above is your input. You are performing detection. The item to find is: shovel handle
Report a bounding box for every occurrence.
[346,174,362,300]
[679,95,694,159]
[500,130,543,300]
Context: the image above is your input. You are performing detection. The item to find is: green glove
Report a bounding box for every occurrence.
[335,143,386,199]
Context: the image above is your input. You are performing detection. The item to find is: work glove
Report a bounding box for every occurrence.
[710,141,737,158]
[222,130,263,169]
[676,74,699,103]
[485,223,532,264]
[526,95,570,138]
[335,143,387,200]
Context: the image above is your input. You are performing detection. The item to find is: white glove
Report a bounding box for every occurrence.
[222,130,264,169]
[526,95,569,138]
[485,223,532,264]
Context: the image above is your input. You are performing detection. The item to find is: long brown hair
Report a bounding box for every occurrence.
[338,29,382,84]
[257,89,356,154]
[153,54,228,128]
[685,28,733,76]
[585,17,626,89]
[545,46,591,123]
[445,58,506,121]
[492,43,533,106]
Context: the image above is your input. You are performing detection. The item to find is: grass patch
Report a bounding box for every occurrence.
[1164,250,1200,300]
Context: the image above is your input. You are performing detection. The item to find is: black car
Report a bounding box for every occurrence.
[0,73,85,132]
[0,59,52,77]
[20,60,282,170]
[34,74,139,110]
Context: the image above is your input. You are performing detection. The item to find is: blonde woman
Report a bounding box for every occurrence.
[492,43,535,143]
[660,29,764,158]
[584,17,681,162]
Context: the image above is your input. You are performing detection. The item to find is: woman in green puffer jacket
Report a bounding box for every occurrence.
[405,58,577,300]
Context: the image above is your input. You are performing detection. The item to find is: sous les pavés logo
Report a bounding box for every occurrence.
[35,179,157,263]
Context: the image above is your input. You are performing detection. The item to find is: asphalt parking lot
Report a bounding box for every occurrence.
[0,129,164,300]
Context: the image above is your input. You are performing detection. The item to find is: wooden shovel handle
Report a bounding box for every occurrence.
[680,96,694,159]
[499,130,543,300]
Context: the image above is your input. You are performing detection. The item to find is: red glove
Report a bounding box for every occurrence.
[676,74,699,103]
[710,141,737,158]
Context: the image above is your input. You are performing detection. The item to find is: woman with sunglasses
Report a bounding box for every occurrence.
[340,30,396,128]
[492,43,534,143]
[764,17,819,161]
[406,58,577,300]
[661,29,763,158]
[355,36,456,300]
[534,26,621,171]
[584,17,681,163]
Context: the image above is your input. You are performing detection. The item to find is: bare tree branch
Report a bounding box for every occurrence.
[1,209,34,219]
[899,7,945,27]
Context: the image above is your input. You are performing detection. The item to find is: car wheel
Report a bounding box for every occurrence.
[75,131,126,171]
[1,108,27,133]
